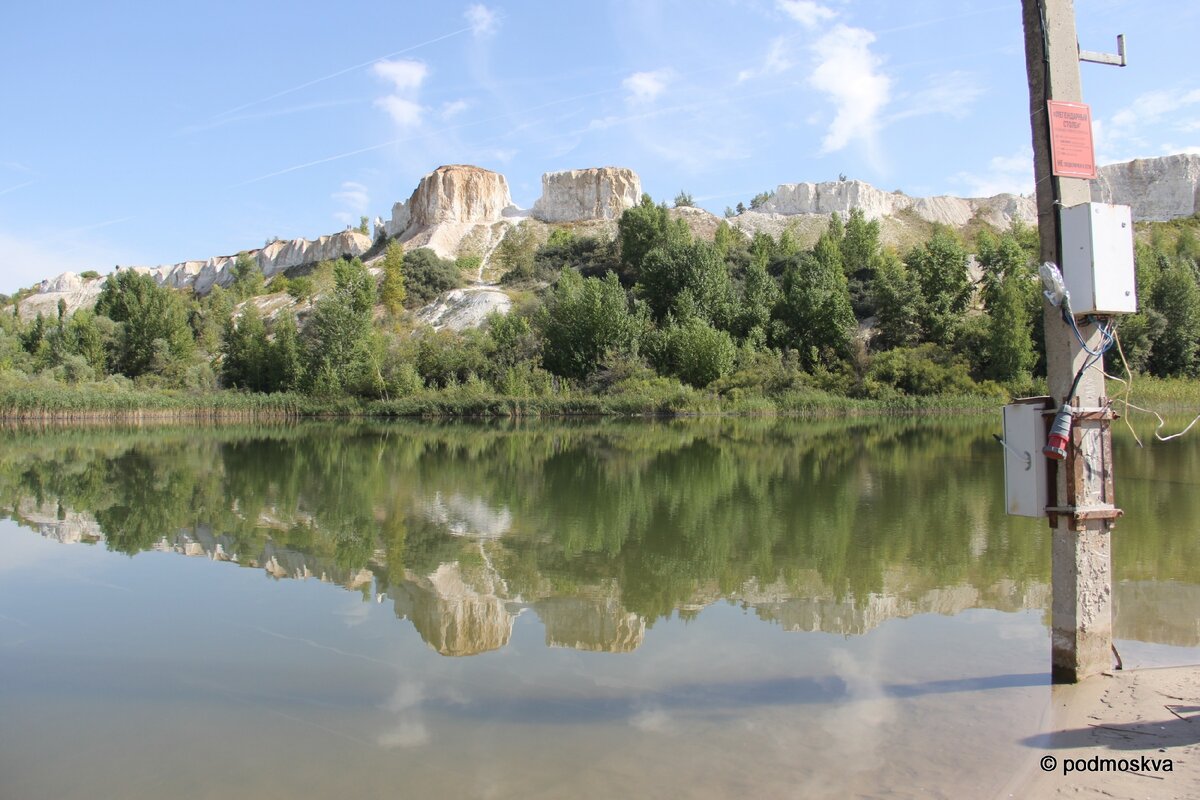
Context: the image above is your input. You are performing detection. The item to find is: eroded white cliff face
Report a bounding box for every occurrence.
[531,167,642,223]
[375,165,520,260]
[1093,154,1200,221]
[20,230,371,320]
[759,179,1038,229]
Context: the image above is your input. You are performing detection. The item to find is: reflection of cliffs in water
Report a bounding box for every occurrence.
[3,420,1199,652]
[390,562,514,656]
[535,592,646,653]
[744,573,1052,635]
[11,500,1197,649]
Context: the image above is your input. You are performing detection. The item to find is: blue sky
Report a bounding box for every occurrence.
[2,0,1197,294]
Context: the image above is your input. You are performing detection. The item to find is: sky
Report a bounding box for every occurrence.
[2,0,1198,294]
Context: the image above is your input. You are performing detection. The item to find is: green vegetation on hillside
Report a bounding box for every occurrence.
[3,202,1200,418]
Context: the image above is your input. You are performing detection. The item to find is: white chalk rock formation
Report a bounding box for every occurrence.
[1094,154,1200,221]
[378,164,520,259]
[19,272,106,321]
[531,167,642,223]
[415,287,512,332]
[151,229,372,295]
[760,179,1038,229]
[21,230,371,320]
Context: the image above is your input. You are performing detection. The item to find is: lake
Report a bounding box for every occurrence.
[1,418,1197,799]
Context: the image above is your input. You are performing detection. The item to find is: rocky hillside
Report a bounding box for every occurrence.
[1092,153,1200,221]
[16,154,1200,322]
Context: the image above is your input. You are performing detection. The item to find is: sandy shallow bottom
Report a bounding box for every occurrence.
[1009,666,1200,799]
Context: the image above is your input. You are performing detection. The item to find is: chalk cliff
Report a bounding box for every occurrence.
[21,154,1200,322]
[18,229,371,320]
[531,167,642,223]
[1093,153,1200,221]
[757,179,1038,229]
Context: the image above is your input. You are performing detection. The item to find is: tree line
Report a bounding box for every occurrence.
[2,199,1199,405]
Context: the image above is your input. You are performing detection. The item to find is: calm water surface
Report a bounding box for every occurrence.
[1,418,1197,799]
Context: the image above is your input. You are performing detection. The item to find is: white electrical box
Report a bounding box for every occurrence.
[1002,398,1051,518]
[1060,202,1137,315]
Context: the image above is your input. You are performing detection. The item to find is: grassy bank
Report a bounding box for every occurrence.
[0,376,1002,421]
[4,372,1196,423]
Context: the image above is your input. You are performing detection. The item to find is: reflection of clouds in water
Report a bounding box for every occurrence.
[337,600,373,627]
[424,492,512,539]
[823,649,897,771]
[378,681,430,748]
[630,705,671,733]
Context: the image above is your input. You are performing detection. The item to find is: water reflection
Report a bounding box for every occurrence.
[2,418,1197,654]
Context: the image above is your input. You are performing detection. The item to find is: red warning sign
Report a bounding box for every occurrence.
[1047,100,1097,179]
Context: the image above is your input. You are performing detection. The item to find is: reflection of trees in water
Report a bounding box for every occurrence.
[1,419,1197,649]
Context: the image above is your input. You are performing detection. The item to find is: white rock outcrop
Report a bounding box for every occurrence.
[415,287,512,331]
[759,179,1038,229]
[1094,154,1200,221]
[531,167,642,223]
[376,164,520,260]
[19,272,106,321]
[20,230,370,320]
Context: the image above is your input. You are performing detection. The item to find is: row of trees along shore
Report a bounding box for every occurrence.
[2,196,1199,416]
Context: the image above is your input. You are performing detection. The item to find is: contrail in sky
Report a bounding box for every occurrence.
[230,86,622,187]
[209,25,474,121]
[0,180,35,197]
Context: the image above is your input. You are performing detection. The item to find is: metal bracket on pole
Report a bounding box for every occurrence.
[1079,34,1126,67]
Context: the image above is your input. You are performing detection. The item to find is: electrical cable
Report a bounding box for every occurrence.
[1086,325,1200,444]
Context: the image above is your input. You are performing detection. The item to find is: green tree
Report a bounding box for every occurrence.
[774,234,855,370]
[495,220,538,280]
[62,310,108,373]
[403,249,462,305]
[733,256,780,345]
[977,229,1039,382]
[618,194,687,279]
[907,227,971,344]
[379,241,407,314]
[230,253,265,299]
[220,303,269,391]
[985,270,1036,383]
[539,270,644,380]
[1147,255,1200,376]
[841,208,882,317]
[673,190,694,208]
[655,317,736,387]
[95,270,195,378]
[637,239,733,327]
[871,250,922,350]
[269,314,304,392]
[303,258,377,395]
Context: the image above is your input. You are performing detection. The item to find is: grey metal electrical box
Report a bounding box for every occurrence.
[1060,202,1137,315]
[1002,397,1051,518]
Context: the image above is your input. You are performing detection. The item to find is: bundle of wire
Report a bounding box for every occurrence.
[1060,297,1116,405]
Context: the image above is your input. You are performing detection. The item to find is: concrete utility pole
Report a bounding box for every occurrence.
[1021,0,1115,683]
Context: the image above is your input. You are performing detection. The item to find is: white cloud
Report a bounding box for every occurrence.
[465,4,499,38]
[440,99,470,119]
[777,0,836,28]
[952,147,1034,197]
[809,25,892,159]
[739,36,795,82]
[1099,87,1200,162]
[624,69,672,104]
[372,59,428,92]
[374,96,424,128]
[372,59,428,130]
[889,71,984,123]
[332,181,369,213]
